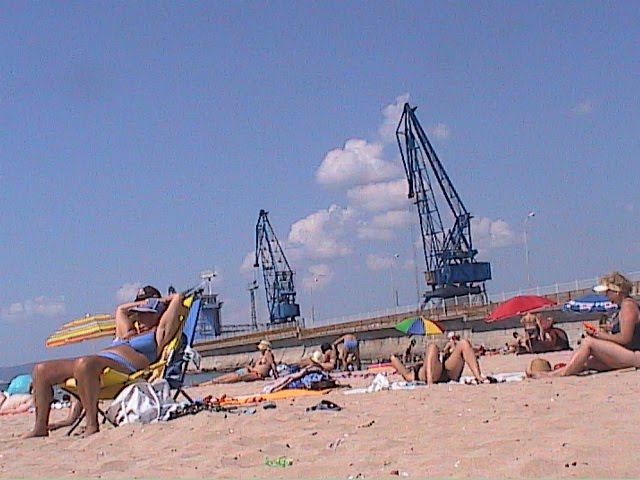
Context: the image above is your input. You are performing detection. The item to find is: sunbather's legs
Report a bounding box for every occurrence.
[443,339,484,382]
[25,359,77,437]
[389,355,414,382]
[48,397,82,431]
[73,355,122,435]
[536,336,640,377]
[425,344,443,384]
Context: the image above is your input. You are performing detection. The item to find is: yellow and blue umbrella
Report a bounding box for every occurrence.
[395,316,445,336]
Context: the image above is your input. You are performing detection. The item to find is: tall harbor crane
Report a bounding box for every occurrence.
[396,103,491,304]
[254,209,300,324]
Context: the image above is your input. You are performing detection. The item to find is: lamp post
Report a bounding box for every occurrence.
[310,277,319,324]
[390,253,400,307]
[200,270,216,296]
[523,212,535,288]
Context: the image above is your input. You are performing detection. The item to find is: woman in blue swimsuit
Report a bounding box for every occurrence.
[25,289,184,438]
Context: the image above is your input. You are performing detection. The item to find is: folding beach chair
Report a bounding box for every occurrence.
[61,292,203,435]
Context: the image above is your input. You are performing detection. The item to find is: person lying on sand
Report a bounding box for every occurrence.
[25,287,184,437]
[528,271,640,378]
[390,338,490,384]
[205,340,279,384]
[0,392,34,414]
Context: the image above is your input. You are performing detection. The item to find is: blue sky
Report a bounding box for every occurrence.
[1,2,638,367]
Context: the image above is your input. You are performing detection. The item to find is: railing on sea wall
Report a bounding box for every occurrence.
[205,270,640,340]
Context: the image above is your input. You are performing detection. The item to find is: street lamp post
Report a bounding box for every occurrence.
[523,212,535,288]
[390,253,400,307]
[200,270,216,295]
[310,277,320,324]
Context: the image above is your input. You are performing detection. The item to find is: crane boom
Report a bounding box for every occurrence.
[396,103,491,302]
[254,209,300,323]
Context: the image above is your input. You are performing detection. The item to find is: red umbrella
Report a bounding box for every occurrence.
[485,295,556,322]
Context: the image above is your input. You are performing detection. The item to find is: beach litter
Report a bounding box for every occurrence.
[306,400,342,412]
[263,456,293,467]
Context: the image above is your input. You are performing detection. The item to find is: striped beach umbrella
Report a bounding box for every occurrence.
[45,314,116,347]
[562,294,618,313]
[395,316,445,336]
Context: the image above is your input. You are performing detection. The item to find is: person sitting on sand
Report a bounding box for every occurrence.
[529,271,640,378]
[442,332,459,357]
[390,338,490,384]
[25,288,184,437]
[298,343,338,372]
[207,340,279,384]
[333,334,362,371]
[506,331,530,354]
[521,312,540,342]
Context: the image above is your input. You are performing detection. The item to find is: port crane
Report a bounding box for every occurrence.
[396,103,491,304]
[254,209,300,324]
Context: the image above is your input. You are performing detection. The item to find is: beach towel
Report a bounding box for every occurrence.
[342,373,427,394]
[457,372,525,384]
[216,388,329,407]
[262,366,330,394]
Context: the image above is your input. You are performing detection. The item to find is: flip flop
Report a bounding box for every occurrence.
[305,400,342,412]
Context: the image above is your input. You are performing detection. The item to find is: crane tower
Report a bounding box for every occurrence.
[396,103,491,303]
[254,209,300,323]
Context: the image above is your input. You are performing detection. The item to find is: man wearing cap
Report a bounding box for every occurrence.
[529,271,640,378]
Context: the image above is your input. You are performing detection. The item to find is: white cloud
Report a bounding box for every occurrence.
[572,100,593,116]
[346,179,410,212]
[378,93,410,143]
[316,139,400,188]
[116,282,142,304]
[1,296,66,322]
[472,217,518,249]
[430,123,451,139]
[357,225,394,241]
[371,210,413,229]
[288,205,356,260]
[365,253,399,271]
[356,210,412,241]
[300,264,333,290]
[240,251,256,273]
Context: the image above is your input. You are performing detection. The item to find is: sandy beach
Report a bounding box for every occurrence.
[1,351,639,478]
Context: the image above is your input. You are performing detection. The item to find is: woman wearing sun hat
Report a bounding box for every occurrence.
[529,271,639,378]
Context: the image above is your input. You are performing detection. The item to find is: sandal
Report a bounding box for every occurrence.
[305,400,342,412]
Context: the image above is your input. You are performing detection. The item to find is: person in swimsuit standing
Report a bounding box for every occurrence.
[529,271,640,378]
[332,334,362,371]
[25,287,184,437]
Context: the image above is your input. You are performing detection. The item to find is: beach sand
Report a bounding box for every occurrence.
[1,351,639,478]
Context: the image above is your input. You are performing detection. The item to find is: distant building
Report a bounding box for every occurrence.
[195,293,223,342]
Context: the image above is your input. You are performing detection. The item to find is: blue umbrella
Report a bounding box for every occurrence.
[562,294,618,313]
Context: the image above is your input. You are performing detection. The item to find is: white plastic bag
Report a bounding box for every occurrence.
[106,379,175,425]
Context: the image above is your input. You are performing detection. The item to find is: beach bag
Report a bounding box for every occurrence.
[106,379,174,426]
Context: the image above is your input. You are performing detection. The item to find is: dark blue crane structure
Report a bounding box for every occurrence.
[396,103,491,304]
[254,209,300,324]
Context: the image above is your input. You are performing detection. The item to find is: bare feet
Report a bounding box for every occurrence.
[80,425,99,437]
[22,429,48,438]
